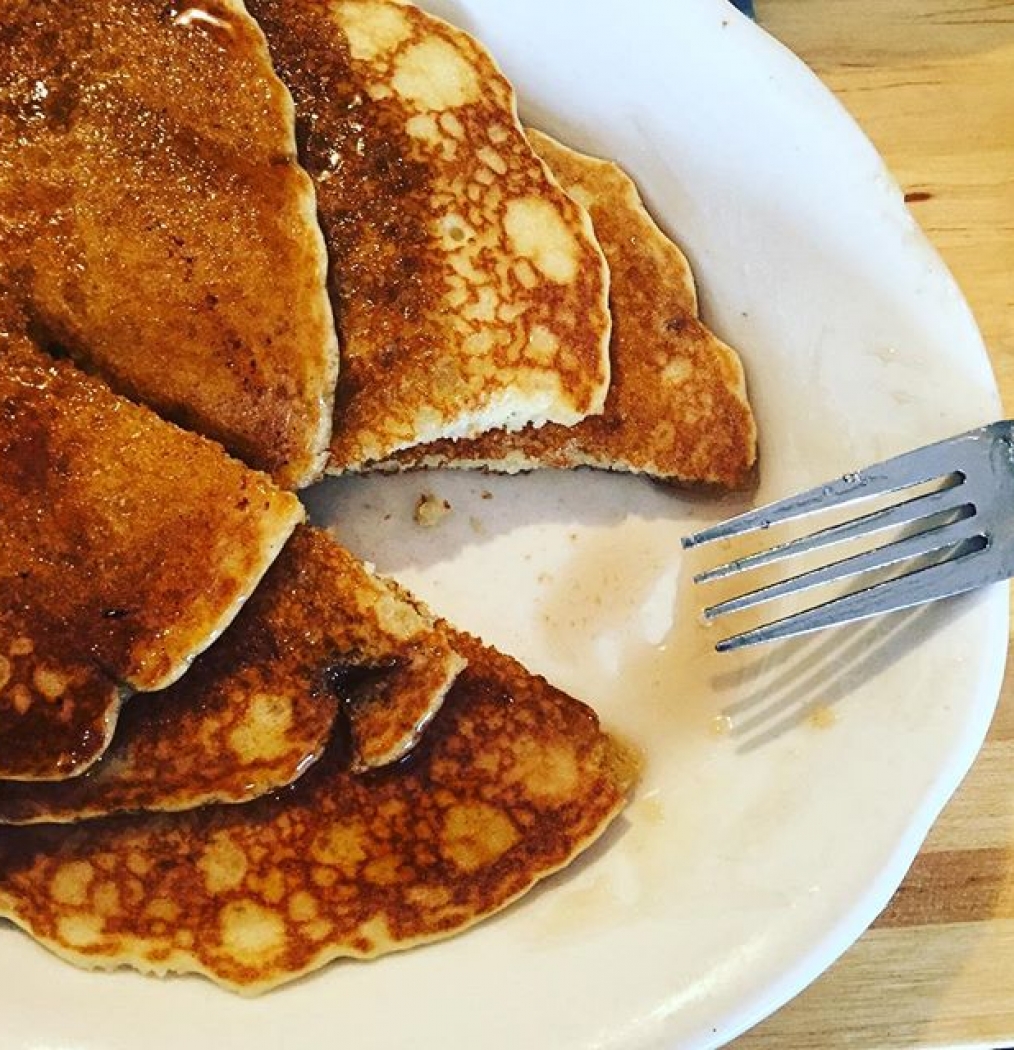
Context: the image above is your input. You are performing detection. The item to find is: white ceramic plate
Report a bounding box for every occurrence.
[3,1,1007,1048]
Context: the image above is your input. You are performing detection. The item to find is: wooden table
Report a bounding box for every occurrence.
[733,2,1014,1046]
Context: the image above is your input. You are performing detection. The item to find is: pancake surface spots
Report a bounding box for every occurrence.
[0,634,637,993]
[392,130,758,489]
[246,0,611,469]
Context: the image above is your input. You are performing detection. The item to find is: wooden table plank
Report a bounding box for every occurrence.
[740,922,1014,1050]
[732,2,1014,1047]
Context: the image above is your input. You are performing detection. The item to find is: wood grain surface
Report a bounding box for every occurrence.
[733,2,1014,1047]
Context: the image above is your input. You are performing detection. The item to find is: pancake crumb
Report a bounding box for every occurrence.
[414,493,452,527]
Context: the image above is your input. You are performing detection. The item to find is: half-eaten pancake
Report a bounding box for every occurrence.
[388,130,758,489]
[0,527,463,825]
[0,633,638,993]
[245,0,611,470]
[0,0,338,488]
[0,341,302,782]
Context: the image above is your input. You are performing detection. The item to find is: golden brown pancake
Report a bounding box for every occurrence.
[388,130,758,489]
[0,0,338,488]
[0,527,463,824]
[0,633,638,994]
[245,0,611,470]
[0,340,302,782]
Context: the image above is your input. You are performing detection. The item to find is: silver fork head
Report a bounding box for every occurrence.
[682,420,1014,651]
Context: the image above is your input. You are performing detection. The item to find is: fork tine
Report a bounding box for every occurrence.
[693,480,969,584]
[681,441,969,551]
[714,535,992,651]
[704,514,983,620]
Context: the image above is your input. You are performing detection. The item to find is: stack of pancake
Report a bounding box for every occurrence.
[0,0,755,993]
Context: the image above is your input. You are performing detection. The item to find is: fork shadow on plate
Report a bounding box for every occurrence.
[711,596,970,752]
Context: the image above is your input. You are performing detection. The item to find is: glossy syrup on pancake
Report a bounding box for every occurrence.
[0,633,638,993]
[0,0,338,487]
[246,0,612,469]
[0,340,302,781]
[0,527,464,824]
[388,130,758,489]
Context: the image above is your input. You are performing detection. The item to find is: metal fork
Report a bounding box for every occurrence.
[681,420,1014,652]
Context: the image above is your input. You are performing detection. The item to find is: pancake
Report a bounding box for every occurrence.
[0,527,464,824]
[0,632,637,993]
[387,131,758,489]
[0,341,302,782]
[245,0,612,470]
[0,0,338,488]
